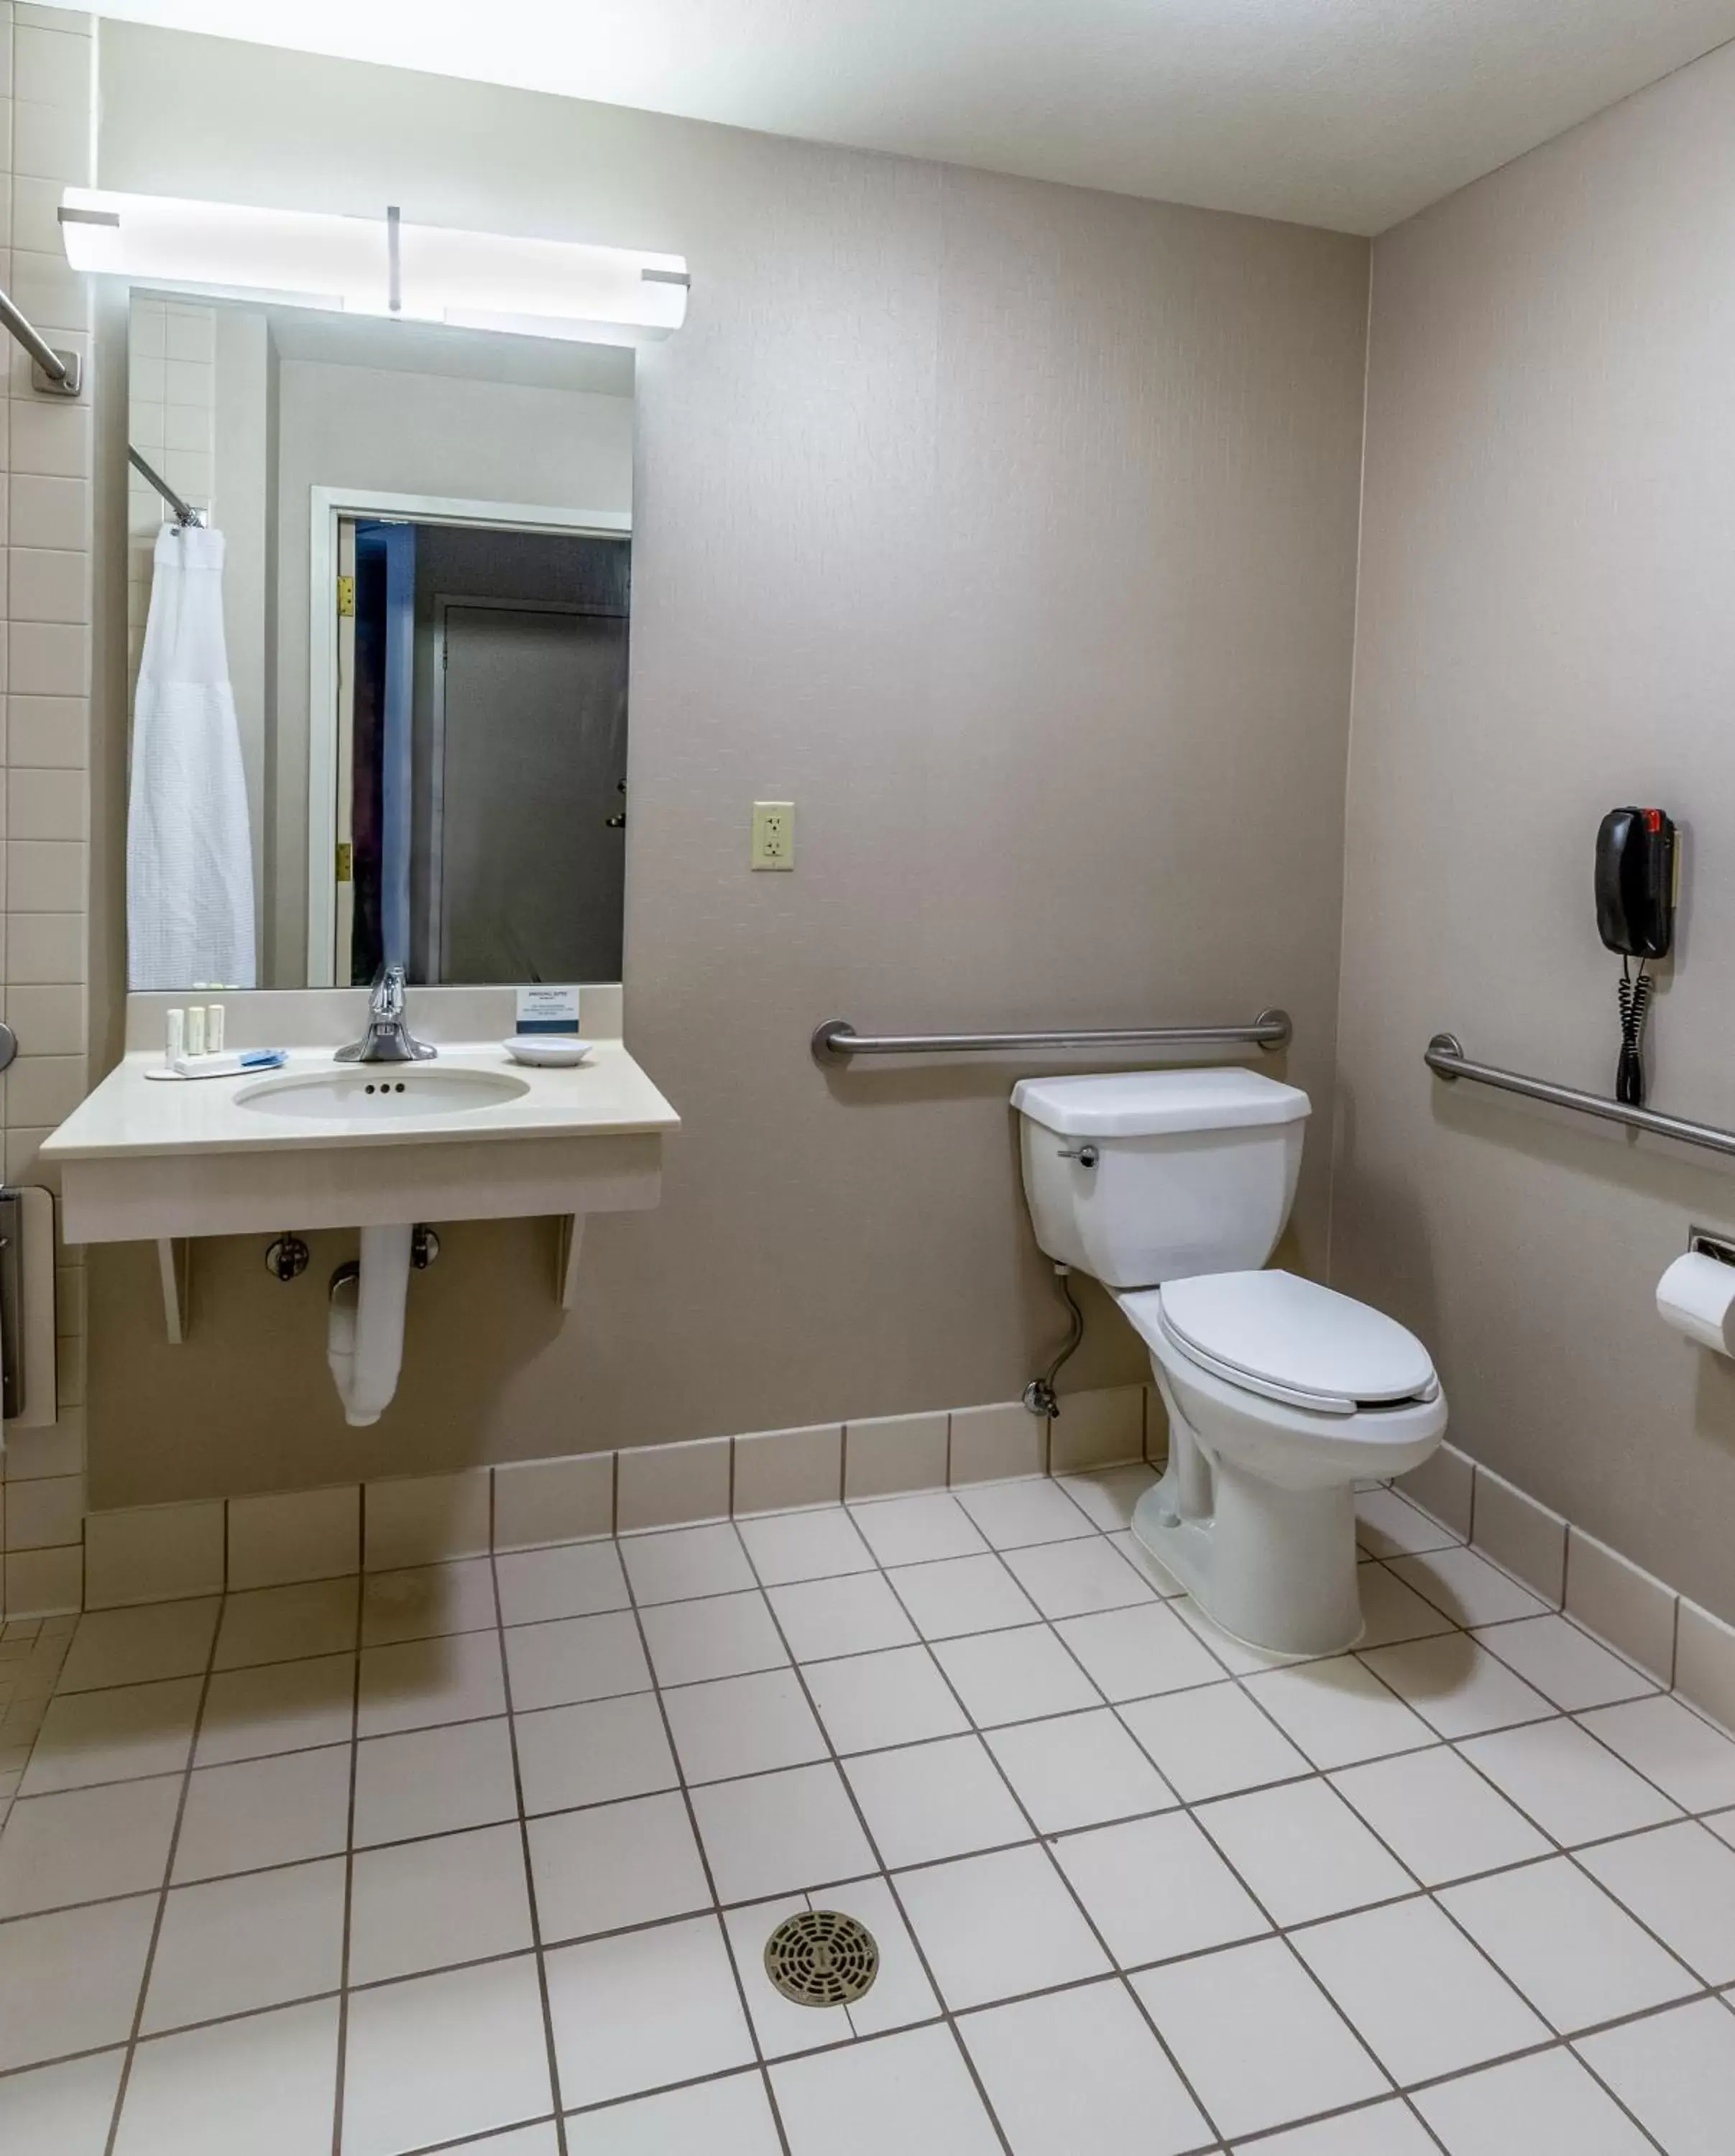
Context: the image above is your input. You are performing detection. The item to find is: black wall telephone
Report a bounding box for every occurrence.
[1595,807,1677,1106]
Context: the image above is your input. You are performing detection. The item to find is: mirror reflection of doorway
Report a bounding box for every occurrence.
[431,599,627,982]
[339,519,629,985]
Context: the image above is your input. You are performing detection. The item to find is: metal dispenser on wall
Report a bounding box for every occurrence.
[0,1186,60,1427]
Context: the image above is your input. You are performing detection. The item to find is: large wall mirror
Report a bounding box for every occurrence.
[125,289,635,990]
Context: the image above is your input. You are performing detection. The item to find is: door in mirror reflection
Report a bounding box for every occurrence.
[336,517,628,987]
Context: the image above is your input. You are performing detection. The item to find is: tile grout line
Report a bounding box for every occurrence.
[484,1544,572,2156]
[880,1489,1706,2150]
[6,1481,1734,2145]
[728,1513,1041,2156]
[977,1523,1440,2148]
[1367,1487,1731,1742]
[1317,1593,1684,2152]
[328,1569,365,2156]
[97,1600,226,2156]
[850,1493,1573,2152]
[1363,1537,1735,1826]
[8,1721,1723,1975]
[4,1546,1729,1866]
[824,1503,1235,2153]
[613,1516,798,2156]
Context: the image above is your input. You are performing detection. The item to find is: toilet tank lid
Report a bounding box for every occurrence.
[1012,1068,1310,1138]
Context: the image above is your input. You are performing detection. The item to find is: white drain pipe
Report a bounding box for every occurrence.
[327,1223,414,1427]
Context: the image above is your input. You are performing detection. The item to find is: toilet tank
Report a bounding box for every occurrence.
[1012,1069,1310,1289]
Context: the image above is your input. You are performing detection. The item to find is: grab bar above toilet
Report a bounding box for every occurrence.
[811,1009,1292,1064]
[1425,1032,1735,1159]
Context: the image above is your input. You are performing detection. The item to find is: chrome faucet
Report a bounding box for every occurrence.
[336,963,437,1064]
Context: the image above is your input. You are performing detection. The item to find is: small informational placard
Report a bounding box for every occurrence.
[515,986,582,1036]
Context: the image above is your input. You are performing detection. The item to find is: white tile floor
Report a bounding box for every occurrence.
[1,1471,1734,2152]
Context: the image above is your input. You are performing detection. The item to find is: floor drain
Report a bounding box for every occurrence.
[763,1909,880,2008]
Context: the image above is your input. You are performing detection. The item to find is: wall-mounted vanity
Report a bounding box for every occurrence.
[44,985,676,1415]
[40,197,686,1425]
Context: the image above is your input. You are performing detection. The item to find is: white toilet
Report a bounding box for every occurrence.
[1013,1068,1447,1655]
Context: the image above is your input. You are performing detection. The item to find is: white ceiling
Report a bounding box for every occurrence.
[50,0,1735,234]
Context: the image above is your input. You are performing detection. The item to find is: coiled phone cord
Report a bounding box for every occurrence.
[1616,957,1654,1107]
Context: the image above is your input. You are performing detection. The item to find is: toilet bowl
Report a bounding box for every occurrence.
[1011,1067,1447,1656]
[1118,1271,1446,1654]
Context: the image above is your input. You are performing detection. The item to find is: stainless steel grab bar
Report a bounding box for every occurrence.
[812,1009,1292,1064]
[1425,1032,1735,1160]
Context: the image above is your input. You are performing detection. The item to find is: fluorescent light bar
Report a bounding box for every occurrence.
[59,188,688,346]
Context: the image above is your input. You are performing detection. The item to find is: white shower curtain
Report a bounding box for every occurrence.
[127,522,257,990]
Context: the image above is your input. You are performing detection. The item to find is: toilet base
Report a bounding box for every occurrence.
[1132,1442,1366,1659]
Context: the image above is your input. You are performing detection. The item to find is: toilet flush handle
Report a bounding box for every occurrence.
[1058,1143,1100,1167]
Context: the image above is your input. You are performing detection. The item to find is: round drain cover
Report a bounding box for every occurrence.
[763,1909,880,2008]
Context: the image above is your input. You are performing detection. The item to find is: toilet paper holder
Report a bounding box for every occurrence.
[1688,1228,1735,1268]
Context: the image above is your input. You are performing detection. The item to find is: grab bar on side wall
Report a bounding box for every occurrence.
[1425,1032,1735,1161]
[812,1010,1292,1065]
[0,282,81,395]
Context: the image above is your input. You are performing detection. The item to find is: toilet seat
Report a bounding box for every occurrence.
[1127,1270,1437,1417]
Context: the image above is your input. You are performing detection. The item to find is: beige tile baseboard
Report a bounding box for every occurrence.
[47,1388,1735,1738]
[1399,1439,1733,1734]
[57,1384,1149,1618]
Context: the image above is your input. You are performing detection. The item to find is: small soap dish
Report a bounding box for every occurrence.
[503,1035,594,1068]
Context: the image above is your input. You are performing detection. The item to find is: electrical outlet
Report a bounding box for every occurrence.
[752,801,795,870]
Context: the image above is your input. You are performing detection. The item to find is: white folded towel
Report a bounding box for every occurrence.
[127,522,257,990]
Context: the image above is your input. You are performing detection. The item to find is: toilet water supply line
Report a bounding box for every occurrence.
[1024,1264,1086,1417]
[327,1225,414,1427]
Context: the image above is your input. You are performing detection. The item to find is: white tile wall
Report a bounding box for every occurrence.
[0,5,91,1624]
[125,296,215,702]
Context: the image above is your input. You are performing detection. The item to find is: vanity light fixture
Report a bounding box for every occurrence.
[57,188,688,346]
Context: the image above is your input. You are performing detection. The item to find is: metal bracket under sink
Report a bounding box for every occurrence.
[157,1238,191,1342]
[156,1220,589,1341]
[555,1215,584,1309]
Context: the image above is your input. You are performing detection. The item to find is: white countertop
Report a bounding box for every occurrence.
[41,1040,680,1163]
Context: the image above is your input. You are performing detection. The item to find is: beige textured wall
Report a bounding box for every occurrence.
[1334,44,1735,1621]
[84,26,1369,1506]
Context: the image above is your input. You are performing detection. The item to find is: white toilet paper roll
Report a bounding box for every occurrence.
[1656,1252,1735,1355]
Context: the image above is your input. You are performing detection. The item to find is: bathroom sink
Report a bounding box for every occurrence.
[42,995,680,1339]
[235,1067,531,1122]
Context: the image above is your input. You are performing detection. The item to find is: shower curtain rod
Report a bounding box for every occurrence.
[0,276,203,528]
[128,446,203,528]
[0,275,202,528]
[0,278,82,397]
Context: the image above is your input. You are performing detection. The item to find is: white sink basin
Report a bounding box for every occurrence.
[235,1067,531,1122]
